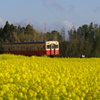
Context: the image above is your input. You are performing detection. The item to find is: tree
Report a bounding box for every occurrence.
[94,28,100,57]
[0,28,3,37]
[51,30,62,42]
[45,32,53,41]
[3,21,11,41]
[67,22,98,57]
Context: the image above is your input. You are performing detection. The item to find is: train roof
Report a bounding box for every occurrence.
[4,41,58,45]
[4,41,46,45]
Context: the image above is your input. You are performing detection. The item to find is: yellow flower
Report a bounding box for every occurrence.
[0,54,100,99]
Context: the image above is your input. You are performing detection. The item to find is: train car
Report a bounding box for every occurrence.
[3,41,59,56]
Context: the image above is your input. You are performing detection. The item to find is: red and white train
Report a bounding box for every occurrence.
[3,41,59,56]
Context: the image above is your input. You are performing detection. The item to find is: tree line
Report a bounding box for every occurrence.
[0,21,100,57]
[60,22,100,57]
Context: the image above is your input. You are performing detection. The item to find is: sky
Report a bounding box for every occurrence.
[0,0,100,33]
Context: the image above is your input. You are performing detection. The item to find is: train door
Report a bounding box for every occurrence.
[50,44,56,56]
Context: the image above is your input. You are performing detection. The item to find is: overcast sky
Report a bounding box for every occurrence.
[0,0,100,33]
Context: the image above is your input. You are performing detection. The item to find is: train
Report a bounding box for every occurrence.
[3,41,59,56]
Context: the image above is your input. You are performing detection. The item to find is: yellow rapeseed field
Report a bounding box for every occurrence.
[0,54,100,100]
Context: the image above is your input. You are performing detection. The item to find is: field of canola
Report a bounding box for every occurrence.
[0,54,100,100]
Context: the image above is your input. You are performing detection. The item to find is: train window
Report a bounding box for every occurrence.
[28,46,30,50]
[31,46,32,50]
[34,46,35,50]
[17,46,21,50]
[40,46,43,50]
[22,46,25,50]
[17,46,20,50]
[29,46,31,50]
[10,46,12,50]
[5,46,8,50]
[55,45,58,48]
[38,46,42,50]
[27,46,29,50]
[37,46,39,50]
[34,46,36,50]
[8,47,10,50]
[17,46,19,50]
[12,46,15,50]
[52,45,54,49]
[5,47,7,50]
[47,45,50,49]
[36,46,38,50]
[41,47,42,50]
[14,46,16,50]
[6,47,8,50]
[11,46,14,50]
[38,46,39,50]
[7,47,9,50]
[31,46,35,50]
[12,46,14,50]
[26,46,28,50]
[16,46,18,50]
[8,46,11,50]
[20,46,21,50]
[25,46,31,50]
[28,46,31,50]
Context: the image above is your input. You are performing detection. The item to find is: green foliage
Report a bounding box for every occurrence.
[0,21,62,43]
[67,22,100,57]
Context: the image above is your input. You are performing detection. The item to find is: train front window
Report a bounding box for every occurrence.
[51,45,58,49]
[47,45,50,49]
[52,45,54,49]
[55,45,58,48]
[47,45,58,49]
